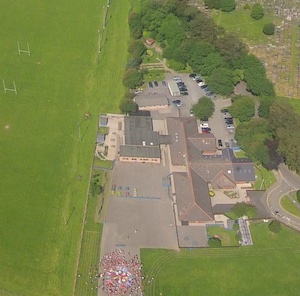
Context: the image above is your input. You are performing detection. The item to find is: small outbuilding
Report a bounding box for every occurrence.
[145,38,155,46]
[168,80,180,96]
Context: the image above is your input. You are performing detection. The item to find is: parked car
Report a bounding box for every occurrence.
[189,73,196,78]
[195,78,203,83]
[200,84,208,89]
[148,81,153,88]
[154,81,158,87]
[225,119,233,124]
[179,87,187,91]
[218,139,223,148]
[223,112,231,118]
[221,108,229,114]
[173,76,181,81]
[200,123,209,128]
[227,125,235,129]
[198,81,205,87]
[190,109,194,116]
[194,75,202,80]
[202,128,211,134]
[206,91,214,97]
[173,99,182,107]
[162,80,167,86]
[180,91,188,96]
[177,82,185,86]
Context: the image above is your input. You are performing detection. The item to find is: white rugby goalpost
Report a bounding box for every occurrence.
[3,79,17,95]
[17,41,31,56]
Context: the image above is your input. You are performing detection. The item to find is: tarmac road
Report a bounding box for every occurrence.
[266,163,300,231]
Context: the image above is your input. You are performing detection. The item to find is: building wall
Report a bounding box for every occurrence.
[138,104,169,111]
[119,156,161,164]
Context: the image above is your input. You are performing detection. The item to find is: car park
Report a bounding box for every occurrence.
[154,81,158,87]
[162,81,167,86]
[148,81,153,88]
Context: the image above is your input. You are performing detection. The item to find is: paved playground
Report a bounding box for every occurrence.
[98,161,179,295]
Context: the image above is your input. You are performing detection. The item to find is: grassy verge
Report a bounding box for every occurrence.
[207,226,238,246]
[74,172,104,296]
[253,164,277,190]
[280,195,300,218]
[94,158,113,169]
[141,222,300,296]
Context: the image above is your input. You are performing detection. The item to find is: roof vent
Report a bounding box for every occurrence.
[142,141,146,146]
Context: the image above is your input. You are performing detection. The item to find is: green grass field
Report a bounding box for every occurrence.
[141,222,300,296]
[0,0,129,295]
[207,226,238,246]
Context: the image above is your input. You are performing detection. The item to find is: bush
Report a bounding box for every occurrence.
[251,4,264,20]
[220,0,236,12]
[119,99,138,114]
[263,23,275,35]
[208,237,222,248]
[122,68,144,89]
[167,59,186,71]
[192,96,215,120]
[268,220,282,234]
[244,3,251,10]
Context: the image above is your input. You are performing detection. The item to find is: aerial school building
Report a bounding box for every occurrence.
[119,115,161,164]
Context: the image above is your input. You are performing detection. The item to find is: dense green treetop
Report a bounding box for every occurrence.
[206,68,234,95]
[192,96,215,120]
[251,3,264,20]
[229,96,255,122]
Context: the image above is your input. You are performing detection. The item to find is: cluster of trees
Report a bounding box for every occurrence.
[91,174,104,197]
[231,202,257,219]
[233,96,300,173]
[131,0,274,97]
[191,96,215,120]
[204,0,236,12]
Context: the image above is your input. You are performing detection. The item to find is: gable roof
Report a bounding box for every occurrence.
[173,172,214,222]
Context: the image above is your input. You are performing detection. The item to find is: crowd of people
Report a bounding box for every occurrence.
[100,249,142,295]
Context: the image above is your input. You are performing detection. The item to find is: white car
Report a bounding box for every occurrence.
[198,81,205,86]
[200,123,209,128]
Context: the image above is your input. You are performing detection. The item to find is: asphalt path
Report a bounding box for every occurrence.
[266,163,300,231]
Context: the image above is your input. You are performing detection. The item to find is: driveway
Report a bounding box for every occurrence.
[208,98,233,145]
[266,163,300,231]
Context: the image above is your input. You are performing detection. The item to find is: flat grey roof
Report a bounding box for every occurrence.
[96,133,105,144]
[168,80,180,94]
[124,116,159,146]
[119,145,160,158]
[135,94,169,107]
[99,115,108,127]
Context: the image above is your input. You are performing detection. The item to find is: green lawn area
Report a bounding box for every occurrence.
[212,10,281,44]
[143,70,165,83]
[0,0,129,295]
[280,195,300,218]
[141,222,300,296]
[254,164,277,190]
[207,226,238,246]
